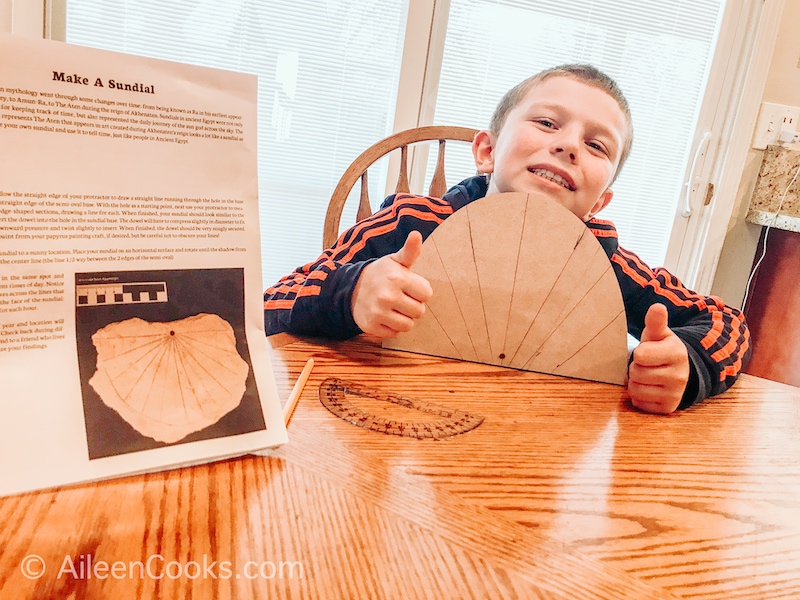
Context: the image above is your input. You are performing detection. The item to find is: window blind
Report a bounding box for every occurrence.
[65,0,406,286]
[427,0,725,269]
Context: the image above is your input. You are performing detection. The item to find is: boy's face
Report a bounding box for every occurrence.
[473,76,627,221]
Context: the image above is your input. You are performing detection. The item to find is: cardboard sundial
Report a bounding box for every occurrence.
[384,192,629,385]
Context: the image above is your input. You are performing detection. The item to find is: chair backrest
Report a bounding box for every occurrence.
[323,125,478,249]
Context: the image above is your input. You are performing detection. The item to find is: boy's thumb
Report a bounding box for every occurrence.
[391,230,423,269]
[640,303,671,343]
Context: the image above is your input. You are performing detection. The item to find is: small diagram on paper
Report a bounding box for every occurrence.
[75,268,266,459]
[89,313,249,444]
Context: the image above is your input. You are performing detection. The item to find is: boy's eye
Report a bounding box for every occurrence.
[535,119,555,128]
[587,141,608,155]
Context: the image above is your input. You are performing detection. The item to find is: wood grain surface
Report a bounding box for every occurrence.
[1,334,798,599]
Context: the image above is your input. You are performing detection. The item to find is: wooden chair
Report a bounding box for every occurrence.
[323,125,478,249]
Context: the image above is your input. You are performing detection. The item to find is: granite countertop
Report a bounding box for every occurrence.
[746,144,800,233]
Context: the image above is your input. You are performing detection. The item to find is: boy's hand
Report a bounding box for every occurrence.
[627,303,690,414]
[351,231,433,338]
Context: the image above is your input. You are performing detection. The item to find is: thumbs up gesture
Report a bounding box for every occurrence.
[628,303,691,414]
[351,230,433,338]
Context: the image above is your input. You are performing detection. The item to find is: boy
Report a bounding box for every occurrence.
[264,64,750,415]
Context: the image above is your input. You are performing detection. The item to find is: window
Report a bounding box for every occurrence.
[426,0,727,271]
[55,0,760,290]
[64,0,407,286]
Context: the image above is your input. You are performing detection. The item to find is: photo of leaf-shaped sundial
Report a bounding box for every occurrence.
[89,313,250,443]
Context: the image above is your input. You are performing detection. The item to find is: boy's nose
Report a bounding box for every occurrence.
[553,146,577,162]
[550,131,579,162]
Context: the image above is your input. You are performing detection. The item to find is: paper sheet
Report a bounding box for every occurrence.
[0,33,287,496]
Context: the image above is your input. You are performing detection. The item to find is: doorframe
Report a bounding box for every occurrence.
[669,0,784,292]
[386,0,452,197]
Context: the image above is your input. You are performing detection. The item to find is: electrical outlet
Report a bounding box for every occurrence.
[752,102,800,150]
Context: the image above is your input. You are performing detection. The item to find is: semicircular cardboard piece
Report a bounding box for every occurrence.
[384,192,629,385]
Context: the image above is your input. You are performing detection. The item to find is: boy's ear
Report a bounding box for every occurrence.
[587,189,614,219]
[472,130,496,173]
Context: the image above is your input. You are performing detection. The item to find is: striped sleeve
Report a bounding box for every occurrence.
[611,245,751,407]
[263,194,453,338]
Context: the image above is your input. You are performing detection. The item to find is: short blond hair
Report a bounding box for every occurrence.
[490,64,633,183]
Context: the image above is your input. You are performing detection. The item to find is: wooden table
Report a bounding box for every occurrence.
[1,334,798,599]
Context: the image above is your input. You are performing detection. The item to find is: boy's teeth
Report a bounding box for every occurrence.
[529,168,573,190]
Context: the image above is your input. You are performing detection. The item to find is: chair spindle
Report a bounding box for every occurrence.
[323,126,478,250]
[356,171,372,222]
[396,145,410,193]
[428,139,447,198]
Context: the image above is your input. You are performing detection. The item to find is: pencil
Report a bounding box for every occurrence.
[283,358,315,426]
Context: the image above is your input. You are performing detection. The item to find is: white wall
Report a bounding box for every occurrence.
[712,1,800,307]
[0,0,43,36]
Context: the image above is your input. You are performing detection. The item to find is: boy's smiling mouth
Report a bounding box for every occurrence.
[528,167,575,191]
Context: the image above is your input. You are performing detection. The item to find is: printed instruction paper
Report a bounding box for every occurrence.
[0,33,287,496]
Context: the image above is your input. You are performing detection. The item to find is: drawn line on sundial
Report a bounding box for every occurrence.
[427,307,460,360]
[507,228,593,366]
[506,241,568,366]
[318,378,484,439]
[521,256,609,368]
[466,209,491,360]
[502,194,529,361]
[552,307,626,372]
[433,236,478,360]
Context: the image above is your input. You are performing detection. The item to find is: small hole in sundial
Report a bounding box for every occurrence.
[499,353,505,359]
[169,330,175,336]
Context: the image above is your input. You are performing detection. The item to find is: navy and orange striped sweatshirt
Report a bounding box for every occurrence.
[264,176,750,408]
